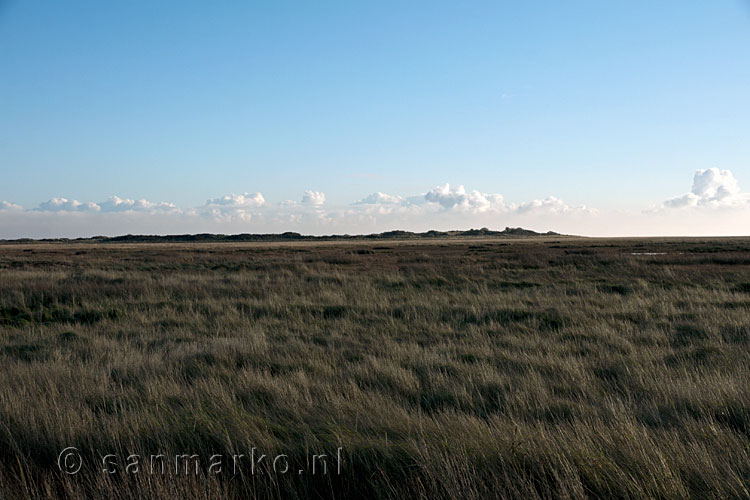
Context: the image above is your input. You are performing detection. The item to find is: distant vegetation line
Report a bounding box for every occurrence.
[2,226,563,243]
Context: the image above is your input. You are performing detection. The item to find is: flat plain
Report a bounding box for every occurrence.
[0,237,748,499]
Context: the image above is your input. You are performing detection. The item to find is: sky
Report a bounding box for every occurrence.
[1,1,749,237]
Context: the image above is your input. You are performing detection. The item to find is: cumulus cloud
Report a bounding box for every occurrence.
[346,192,424,217]
[201,192,266,221]
[420,184,588,215]
[38,198,100,212]
[692,168,740,199]
[302,190,326,205]
[354,185,588,218]
[513,196,593,215]
[1,201,23,211]
[99,196,179,213]
[205,192,265,208]
[664,168,750,209]
[354,192,404,205]
[36,196,182,214]
[425,184,504,213]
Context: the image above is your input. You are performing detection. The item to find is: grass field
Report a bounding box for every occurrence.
[0,237,748,499]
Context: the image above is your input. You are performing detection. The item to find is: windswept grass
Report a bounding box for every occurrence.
[0,238,748,499]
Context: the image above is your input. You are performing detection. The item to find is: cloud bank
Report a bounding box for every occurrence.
[32,196,179,214]
[2,170,749,238]
[38,198,101,212]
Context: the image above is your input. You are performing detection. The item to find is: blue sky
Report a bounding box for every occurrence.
[1,1,749,237]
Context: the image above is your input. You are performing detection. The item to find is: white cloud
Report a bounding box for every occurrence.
[99,196,179,213]
[205,192,265,208]
[664,168,750,209]
[200,192,266,222]
[36,196,180,214]
[421,184,588,216]
[663,193,700,209]
[354,192,404,205]
[513,196,593,215]
[692,168,740,199]
[1,201,23,211]
[424,184,504,213]
[302,190,326,205]
[38,198,100,212]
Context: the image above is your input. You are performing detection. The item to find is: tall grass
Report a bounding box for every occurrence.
[0,238,748,498]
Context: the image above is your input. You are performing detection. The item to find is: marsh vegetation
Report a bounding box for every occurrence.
[0,238,748,498]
